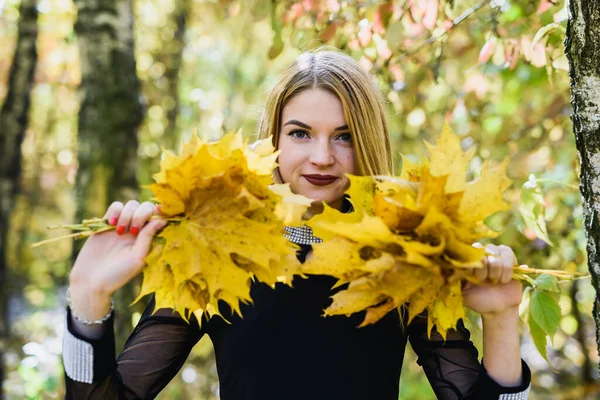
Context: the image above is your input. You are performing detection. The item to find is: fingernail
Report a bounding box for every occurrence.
[116,225,126,235]
[130,225,139,235]
[109,217,118,225]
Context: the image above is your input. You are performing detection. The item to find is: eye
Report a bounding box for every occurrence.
[337,133,352,143]
[288,130,310,139]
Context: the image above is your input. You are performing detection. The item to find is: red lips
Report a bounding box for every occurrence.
[303,174,339,186]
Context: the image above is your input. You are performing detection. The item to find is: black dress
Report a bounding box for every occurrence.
[63,242,531,400]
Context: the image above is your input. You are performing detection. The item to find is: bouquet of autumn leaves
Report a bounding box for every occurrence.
[299,124,584,361]
[35,125,584,362]
[130,133,313,322]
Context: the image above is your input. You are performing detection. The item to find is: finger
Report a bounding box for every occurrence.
[500,263,513,284]
[130,202,156,235]
[498,246,515,267]
[499,247,515,284]
[116,200,140,235]
[485,243,499,256]
[103,201,124,226]
[132,219,168,259]
[486,254,503,284]
[482,244,501,283]
[474,258,489,282]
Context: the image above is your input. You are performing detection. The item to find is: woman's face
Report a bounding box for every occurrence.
[277,88,356,210]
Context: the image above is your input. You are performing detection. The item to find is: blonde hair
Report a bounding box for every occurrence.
[257,49,393,180]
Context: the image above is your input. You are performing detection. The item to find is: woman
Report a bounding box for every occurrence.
[64,50,531,399]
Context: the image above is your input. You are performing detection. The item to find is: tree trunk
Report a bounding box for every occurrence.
[162,0,189,149]
[569,280,594,383]
[73,0,143,348]
[565,0,600,371]
[0,0,38,394]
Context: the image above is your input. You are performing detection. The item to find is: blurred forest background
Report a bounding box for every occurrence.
[1,0,599,398]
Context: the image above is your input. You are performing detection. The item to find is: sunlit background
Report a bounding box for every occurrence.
[1,0,598,398]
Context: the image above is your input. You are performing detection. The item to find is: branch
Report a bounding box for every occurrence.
[394,0,490,63]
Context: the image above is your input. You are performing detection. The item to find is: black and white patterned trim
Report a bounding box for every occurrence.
[499,385,530,399]
[284,225,323,245]
[63,318,94,383]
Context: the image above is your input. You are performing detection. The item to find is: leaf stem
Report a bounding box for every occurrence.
[32,216,178,249]
[514,265,587,278]
[535,178,579,191]
[513,272,538,287]
[395,0,490,62]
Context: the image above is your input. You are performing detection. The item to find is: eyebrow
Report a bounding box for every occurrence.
[283,119,349,131]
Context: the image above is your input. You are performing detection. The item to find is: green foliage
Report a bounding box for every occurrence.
[535,273,560,293]
[524,273,562,365]
[520,174,553,245]
[528,304,549,362]
[530,290,561,339]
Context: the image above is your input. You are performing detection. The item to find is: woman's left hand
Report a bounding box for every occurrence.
[462,244,523,317]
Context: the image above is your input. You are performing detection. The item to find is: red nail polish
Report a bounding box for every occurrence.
[109,217,118,225]
[130,225,139,235]
[116,225,126,235]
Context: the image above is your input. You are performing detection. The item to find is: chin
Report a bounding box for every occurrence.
[297,186,334,201]
[289,179,346,207]
[304,191,344,208]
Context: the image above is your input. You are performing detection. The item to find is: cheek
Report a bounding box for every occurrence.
[277,157,292,181]
[341,150,356,174]
[277,142,302,180]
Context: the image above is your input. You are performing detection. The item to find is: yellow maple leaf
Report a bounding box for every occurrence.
[424,121,475,194]
[301,122,513,339]
[399,155,421,182]
[309,214,398,249]
[375,175,419,198]
[136,132,310,321]
[429,281,465,339]
[325,288,387,318]
[344,174,377,215]
[245,136,280,175]
[302,237,369,278]
[373,176,421,232]
[268,183,314,225]
[374,194,423,232]
[304,202,363,241]
[458,158,512,222]
[415,164,456,215]
[321,254,440,328]
[407,273,444,324]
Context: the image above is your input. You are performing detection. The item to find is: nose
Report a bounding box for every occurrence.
[308,139,335,167]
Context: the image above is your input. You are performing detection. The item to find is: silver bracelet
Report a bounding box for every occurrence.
[66,287,114,325]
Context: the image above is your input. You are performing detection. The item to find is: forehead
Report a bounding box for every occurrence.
[281,89,347,128]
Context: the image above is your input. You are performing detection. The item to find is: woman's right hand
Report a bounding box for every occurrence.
[68,200,167,321]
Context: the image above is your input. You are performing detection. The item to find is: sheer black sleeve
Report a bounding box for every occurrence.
[407,313,531,400]
[64,296,205,400]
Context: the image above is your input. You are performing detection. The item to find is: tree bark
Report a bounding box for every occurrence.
[162,0,189,149]
[0,0,38,394]
[565,0,600,371]
[569,280,594,383]
[73,0,143,347]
